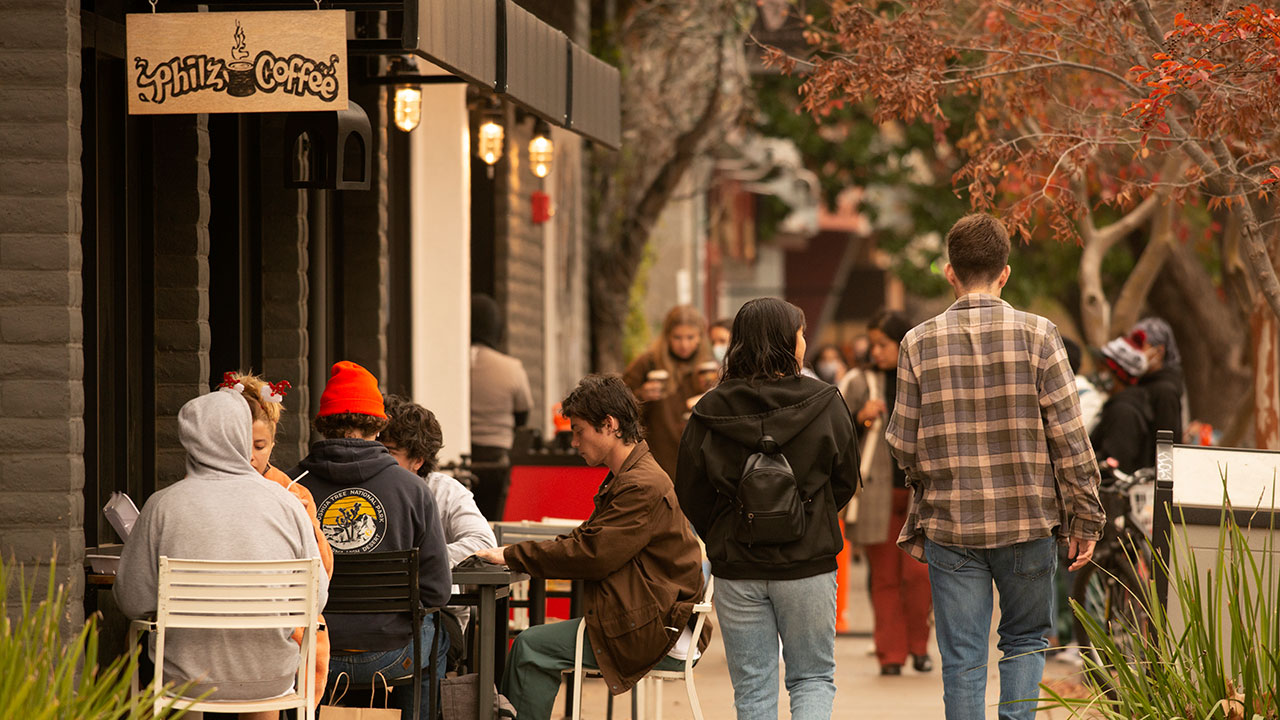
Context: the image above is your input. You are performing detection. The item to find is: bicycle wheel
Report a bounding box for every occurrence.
[1070,561,1149,694]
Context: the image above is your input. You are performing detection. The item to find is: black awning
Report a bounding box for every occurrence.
[502,1,567,125]
[568,44,620,149]
[413,0,618,149]
[416,0,498,89]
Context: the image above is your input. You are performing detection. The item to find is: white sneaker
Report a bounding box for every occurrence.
[1054,647,1084,667]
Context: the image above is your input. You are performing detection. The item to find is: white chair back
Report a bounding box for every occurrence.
[133,556,322,719]
[569,576,714,720]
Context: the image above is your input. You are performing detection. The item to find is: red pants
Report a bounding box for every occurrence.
[865,487,932,666]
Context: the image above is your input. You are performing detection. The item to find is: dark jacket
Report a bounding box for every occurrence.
[503,442,709,696]
[1140,365,1184,444]
[294,439,452,651]
[675,375,859,580]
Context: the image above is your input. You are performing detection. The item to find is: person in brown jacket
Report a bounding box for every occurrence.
[474,374,710,720]
[622,305,712,477]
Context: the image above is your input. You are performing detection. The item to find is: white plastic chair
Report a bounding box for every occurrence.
[128,556,323,719]
[568,577,714,720]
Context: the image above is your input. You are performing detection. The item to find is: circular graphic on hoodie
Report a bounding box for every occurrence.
[317,488,387,552]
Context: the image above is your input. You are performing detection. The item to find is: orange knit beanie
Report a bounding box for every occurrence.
[317,361,385,418]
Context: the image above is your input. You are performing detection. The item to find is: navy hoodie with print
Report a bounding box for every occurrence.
[295,439,451,651]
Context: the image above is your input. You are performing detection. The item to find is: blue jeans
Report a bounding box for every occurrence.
[715,571,837,720]
[924,537,1056,720]
[328,618,447,720]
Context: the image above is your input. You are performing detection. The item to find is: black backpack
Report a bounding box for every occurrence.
[731,434,806,545]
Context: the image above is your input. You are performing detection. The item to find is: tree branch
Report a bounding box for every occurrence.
[1111,190,1176,335]
[622,36,728,255]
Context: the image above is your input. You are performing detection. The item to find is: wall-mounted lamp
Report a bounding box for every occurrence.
[479,120,504,165]
[394,85,422,132]
[477,97,505,178]
[528,120,553,178]
[384,56,423,133]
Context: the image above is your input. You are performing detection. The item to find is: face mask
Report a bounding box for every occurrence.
[712,344,727,363]
[817,360,842,382]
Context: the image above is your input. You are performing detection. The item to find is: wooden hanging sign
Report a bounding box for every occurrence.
[126,10,348,115]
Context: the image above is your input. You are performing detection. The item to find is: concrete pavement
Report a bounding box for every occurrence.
[562,557,1092,719]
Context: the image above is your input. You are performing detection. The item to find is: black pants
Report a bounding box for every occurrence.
[470,445,511,521]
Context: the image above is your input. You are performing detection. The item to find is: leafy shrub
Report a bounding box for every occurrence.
[0,555,191,719]
[1044,485,1279,720]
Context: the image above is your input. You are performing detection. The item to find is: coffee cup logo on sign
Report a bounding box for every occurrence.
[226,21,255,97]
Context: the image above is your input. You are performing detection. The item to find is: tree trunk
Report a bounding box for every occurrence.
[1252,300,1280,449]
[1146,242,1252,437]
[1076,187,1164,348]
[1110,196,1175,336]
[586,4,743,371]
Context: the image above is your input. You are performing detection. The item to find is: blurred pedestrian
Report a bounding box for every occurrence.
[1091,332,1152,473]
[1061,338,1105,434]
[849,334,871,369]
[676,297,859,720]
[470,293,534,520]
[811,344,849,385]
[1130,317,1186,444]
[886,214,1104,720]
[623,305,711,477]
[710,317,733,366]
[843,311,933,676]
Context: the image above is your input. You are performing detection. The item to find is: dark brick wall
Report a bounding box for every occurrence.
[501,115,547,423]
[259,115,311,470]
[0,0,84,625]
[341,85,390,384]
[152,116,211,490]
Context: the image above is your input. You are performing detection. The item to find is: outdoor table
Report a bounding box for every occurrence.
[451,565,529,720]
[492,520,584,626]
[490,520,589,717]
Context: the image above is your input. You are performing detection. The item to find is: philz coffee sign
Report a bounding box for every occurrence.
[126,10,348,115]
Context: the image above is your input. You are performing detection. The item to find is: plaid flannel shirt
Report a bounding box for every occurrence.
[885,293,1104,561]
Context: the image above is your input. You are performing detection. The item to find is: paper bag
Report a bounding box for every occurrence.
[320,672,401,719]
[318,707,400,719]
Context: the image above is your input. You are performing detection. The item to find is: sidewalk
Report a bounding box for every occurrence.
[563,557,1091,719]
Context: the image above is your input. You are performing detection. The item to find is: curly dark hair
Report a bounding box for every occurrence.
[560,374,644,444]
[382,393,444,476]
[312,411,389,440]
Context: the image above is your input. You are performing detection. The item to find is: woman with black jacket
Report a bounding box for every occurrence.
[675,298,859,720]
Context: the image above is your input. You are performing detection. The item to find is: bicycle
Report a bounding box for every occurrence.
[1070,460,1156,692]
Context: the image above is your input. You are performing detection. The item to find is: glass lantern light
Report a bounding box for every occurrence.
[393,85,422,132]
[528,120,553,178]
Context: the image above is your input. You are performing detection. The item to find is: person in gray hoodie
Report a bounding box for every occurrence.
[115,387,329,706]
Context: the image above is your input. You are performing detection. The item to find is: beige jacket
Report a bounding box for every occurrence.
[841,369,894,545]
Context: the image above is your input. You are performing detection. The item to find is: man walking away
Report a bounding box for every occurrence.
[886,214,1104,720]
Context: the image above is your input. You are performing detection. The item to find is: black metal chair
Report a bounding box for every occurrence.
[327,549,441,720]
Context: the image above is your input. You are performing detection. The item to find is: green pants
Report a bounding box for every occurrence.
[500,618,685,720]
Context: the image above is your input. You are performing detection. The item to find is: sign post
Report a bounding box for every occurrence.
[126,10,348,115]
